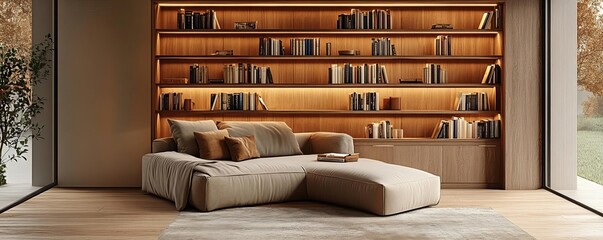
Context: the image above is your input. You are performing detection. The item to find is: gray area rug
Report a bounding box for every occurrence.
[160,202,534,240]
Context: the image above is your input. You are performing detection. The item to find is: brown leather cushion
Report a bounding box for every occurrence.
[194,130,231,160]
[224,135,261,161]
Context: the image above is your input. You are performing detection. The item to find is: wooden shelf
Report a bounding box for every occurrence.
[156,29,502,35]
[155,2,499,8]
[354,138,500,142]
[157,55,502,61]
[157,83,498,88]
[157,110,500,115]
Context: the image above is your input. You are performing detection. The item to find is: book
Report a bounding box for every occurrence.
[258,95,268,110]
[317,153,359,163]
[161,77,189,84]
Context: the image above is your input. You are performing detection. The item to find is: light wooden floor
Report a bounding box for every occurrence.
[0,188,602,240]
[0,183,42,210]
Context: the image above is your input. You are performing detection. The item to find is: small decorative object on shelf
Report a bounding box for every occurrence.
[337,9,391,29]
[183,99,194,111]
[259,37,285,56]
[365,120,393,139]
[432,117,501,139]
[326,42,332,56]
[481,64,501,84]
[423,64,447,84]
[234,21,257,30]
[211,50,234,56]
[177,9,220,29]
[455,92,491,111]
[329,63,389,84]
[290,38,321,56]
[338,49,359,56]
[431,23,453,29]
[223,63,274,84]
[434,35,452,56]
[161,77,189,84]
[383,97,401,110]
[159,92,184,111]
[371,37,396,56]
[349,92,380,111]
[399,79,422,84]
[190,64,209,84]
[210,92,265,111]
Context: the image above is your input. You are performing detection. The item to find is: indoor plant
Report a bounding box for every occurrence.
[0,36,52,186]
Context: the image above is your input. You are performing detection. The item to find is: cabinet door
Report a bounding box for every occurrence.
[393,146,442,176]
[355,144,394,164]
[441,145,501,184]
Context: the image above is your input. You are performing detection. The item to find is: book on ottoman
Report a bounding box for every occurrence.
[317,153,359,163]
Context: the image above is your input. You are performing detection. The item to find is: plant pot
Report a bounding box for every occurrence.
[0,163,6,186]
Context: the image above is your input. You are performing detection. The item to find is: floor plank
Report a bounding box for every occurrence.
[0,188,602,239]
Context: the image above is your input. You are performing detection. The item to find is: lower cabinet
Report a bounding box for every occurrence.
[354,139,502,189]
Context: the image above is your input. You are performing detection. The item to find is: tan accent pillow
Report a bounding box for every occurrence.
[194,130,231,160]
[168,119,218,157]
[217,121,302,157]
[224,135,261,161]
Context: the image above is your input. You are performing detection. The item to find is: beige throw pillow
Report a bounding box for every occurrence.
[224,136,261,161]
[194,130,231,160]
[217,121,303,157]
[168,119,218,157]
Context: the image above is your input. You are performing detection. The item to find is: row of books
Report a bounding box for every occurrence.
[365,120,402,139]
[159,92,184,111]
[455,92,491,111]
[209,92,268,111]
[329,64,389,84]
[189,64,209,84]
[223,63,274,84]
[177,9,220,30]
[259,37,285,56]
[481,64,502,84]
[371,37,396,56]
[432,117,500,139]
[349,92,380,111]
[290,38,321,56]
[434,35,452,56]
[423,64,448,84]
[337,9,392,29]
[478,6,503,29]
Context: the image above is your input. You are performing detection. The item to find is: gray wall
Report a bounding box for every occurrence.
[550,0,578,190]
[58,0,150,187]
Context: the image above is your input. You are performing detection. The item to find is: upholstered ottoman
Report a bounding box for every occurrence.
[304,158,441,216]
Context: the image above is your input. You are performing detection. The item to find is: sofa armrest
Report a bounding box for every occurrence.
[303,132,354,154]
[152,137,177,153]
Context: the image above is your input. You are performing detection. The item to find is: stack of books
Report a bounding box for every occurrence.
[371,37,396,56]
[223,63,274,84]
[259,37,285,56]
[190,64,209,84]
[329,63,389,84]
[434,35,452,56]
[432,117,501,139]
[481,64,501,84]
[177,9,221,30]
[455,92,491,111]
[317,153,359,163]
[423,64,448,84]
[365,120,393,139]
[350,92,380,111]
[290,38,321,56]
[209,92,268,111]
[478,6,503,29]
[159,92,184,111]
[337,9,392,29]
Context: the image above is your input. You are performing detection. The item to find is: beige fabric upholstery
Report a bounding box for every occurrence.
[152,137,177,153]
[217,121,303,157]
[189,155,311,211]
[308,132,355,154]
[168,119,219,157]
[304,159,441,216]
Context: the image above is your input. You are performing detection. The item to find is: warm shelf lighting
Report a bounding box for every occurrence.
[157,30,501,35]
[157,3,498,7]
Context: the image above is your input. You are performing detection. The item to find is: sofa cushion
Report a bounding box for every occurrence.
[194,130,231,160]
[304,159,441,216]
[224,135,261,161]
[168,119,219,157]
[217,121,303,157]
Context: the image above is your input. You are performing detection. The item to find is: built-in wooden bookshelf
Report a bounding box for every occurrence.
[152,1,505,188]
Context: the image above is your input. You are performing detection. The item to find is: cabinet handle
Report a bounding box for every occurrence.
[373,145,394,148]
[478,145,497,148]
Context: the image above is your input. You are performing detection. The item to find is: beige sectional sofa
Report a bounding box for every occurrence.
[142,121,440,216]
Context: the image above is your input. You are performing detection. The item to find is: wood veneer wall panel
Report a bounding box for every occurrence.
[504,0,542,190]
